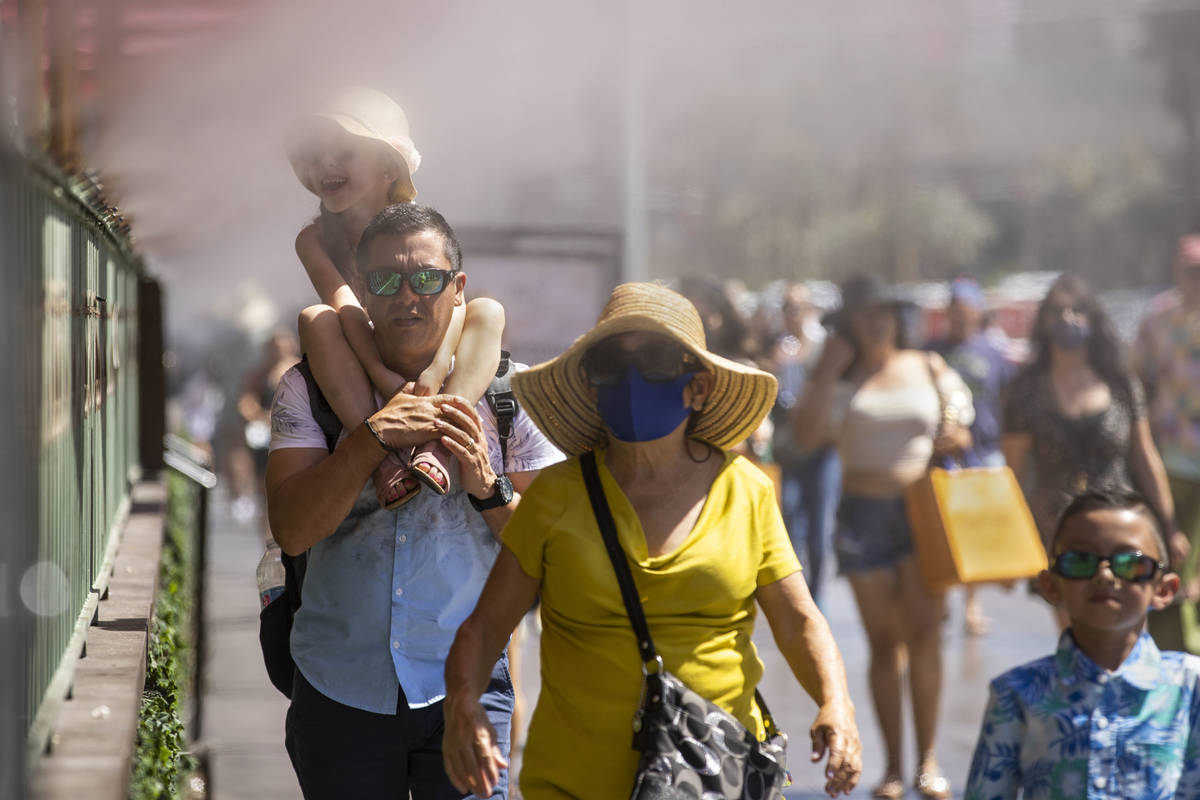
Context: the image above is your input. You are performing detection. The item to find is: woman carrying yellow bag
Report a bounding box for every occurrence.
[795,274,972,800]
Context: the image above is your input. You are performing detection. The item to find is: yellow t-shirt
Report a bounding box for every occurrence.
[501,448,801,800]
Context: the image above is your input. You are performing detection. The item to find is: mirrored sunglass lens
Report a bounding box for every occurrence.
[368,272,401,296]
[1111,552,1155,581]
[1056,552,1099,579]
[410,269,445,295]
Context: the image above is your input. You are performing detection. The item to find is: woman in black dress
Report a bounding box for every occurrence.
[1002,274,1186,626]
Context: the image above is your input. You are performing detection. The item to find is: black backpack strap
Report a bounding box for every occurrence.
[486,350,518,468]
[295,356,343,454]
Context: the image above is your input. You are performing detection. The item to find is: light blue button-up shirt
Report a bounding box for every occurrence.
[269,365,562,713]
[966,630,1200,800]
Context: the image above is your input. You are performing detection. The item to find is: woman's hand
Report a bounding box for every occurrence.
[442,693,508,798]
[1170,530,1191,567]
[812,334,855,382]
[437,397,496,498]
[811,699,862,797]
[932,423,972,457]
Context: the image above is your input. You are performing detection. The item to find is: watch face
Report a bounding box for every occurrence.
[472,475,513,511]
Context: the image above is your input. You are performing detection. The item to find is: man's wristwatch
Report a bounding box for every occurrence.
[468,474,513,512]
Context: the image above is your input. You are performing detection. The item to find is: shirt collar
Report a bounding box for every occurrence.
[1054,629,1161,691]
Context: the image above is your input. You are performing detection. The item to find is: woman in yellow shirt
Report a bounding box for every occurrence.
[441,283,861,799]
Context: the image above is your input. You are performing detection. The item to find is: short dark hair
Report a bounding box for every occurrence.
[1051,488,1169,564]
[355,203,463,275]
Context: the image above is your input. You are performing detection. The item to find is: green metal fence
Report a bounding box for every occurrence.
[1,150,147,777]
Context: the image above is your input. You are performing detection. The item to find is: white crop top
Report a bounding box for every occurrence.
[828,370,974,473]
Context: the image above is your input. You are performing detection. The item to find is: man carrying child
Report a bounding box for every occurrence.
[266,204,560,798]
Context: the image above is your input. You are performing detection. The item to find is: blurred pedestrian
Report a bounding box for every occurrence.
[796,273,973,800]
[235,328,300,526]
[1137,234,1200,649]
[772,283,841,605]
[285,86,505,509]
[1002,274,1187,630]
[966,489,1196,799]
[443,282,861,800]
[678,275,753,361]
[926,277,1017,635]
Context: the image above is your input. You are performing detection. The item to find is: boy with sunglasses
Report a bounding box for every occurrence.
[965,488,1200,799]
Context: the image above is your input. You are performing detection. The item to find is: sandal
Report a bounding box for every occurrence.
[374,453,420,510]
[871,775,904,800]
[410,442,453,495]
[914,771,952,800]
[964,604,991,636]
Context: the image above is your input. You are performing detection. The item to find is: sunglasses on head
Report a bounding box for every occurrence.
[365,268,457,297]
[581,337,700,388]
[1051,550,1166,583]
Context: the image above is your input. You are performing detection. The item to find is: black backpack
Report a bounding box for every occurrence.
[259,352,519,698]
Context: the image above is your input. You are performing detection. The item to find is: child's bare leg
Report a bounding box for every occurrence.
[299,305,419,508]
[411,298,505,493]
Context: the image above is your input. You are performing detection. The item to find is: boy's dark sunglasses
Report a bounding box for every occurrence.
[1051,550,1166,583]
[581,338,700,387]
[365,268,458,297]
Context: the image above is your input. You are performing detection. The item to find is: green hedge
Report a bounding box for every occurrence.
[129,472,198,799]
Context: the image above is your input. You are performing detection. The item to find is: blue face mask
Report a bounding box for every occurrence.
[595,366,695,442]
[1050,318,1091,351]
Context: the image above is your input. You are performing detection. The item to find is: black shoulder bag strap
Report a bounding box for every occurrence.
[486,350,517,466]
[578,450,780,736]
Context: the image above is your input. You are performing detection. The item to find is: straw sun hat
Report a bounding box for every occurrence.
[285,86,422,202]
[512,282,778,456]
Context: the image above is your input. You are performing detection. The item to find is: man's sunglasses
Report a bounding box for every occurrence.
[1051,550,1166,583]
[365,268,458,297]
[581,338,700,388]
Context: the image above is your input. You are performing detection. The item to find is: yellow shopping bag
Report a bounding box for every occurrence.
[904,466,1047,593]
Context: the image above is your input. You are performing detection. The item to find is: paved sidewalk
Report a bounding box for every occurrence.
[200,489,298,800]
[764,577,1057,799]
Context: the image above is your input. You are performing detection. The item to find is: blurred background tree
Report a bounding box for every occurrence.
[1144,0,1200,232]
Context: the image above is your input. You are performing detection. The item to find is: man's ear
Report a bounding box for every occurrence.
[1037,569,1063,607]
[1151,572,1181,612]
[453,272,467,306]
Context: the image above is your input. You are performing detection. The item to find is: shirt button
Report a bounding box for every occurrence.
[395,587,403,596]
[392,640,400,649]
[399,535,407,543]
[1096,717,1108,729]
[1097,673,1109,684]
[1094,776,1107,789]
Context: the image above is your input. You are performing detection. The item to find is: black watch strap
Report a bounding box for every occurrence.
[469,474,513,511]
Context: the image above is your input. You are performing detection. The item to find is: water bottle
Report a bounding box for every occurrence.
[256,543,286,609]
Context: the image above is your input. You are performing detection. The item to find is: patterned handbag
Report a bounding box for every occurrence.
[580,452,790,800]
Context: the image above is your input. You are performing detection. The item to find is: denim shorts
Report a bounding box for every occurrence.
[834,494,914,575]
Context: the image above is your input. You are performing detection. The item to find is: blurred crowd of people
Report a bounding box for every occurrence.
[673,236,1200,798]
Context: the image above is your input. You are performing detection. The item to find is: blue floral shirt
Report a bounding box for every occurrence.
[966,631,1200,800]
